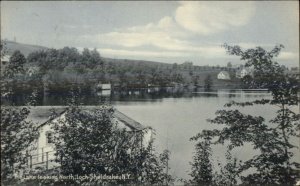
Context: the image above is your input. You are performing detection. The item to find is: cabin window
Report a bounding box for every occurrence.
[46,132,54,144]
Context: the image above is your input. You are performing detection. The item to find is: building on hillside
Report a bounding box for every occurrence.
[96,83,111,90]
[236,68,252,79]
[1,54,10,65]
[26,66,40,77]
[19,106,152,173]
[95,83,112,96]
[217,71,231,80]
[1,55,10,75]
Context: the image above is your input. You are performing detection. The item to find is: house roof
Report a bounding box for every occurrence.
[218,71,230,76]
[114,110,146,131]
[27,106,147,131]
[1,55,10,62]
[27,106,67,125]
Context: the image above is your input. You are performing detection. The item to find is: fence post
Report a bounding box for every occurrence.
[26,151,29,168]
[46,152,49,170]
[30,155,32,169]
[60,154,63,165]
[42,148,44,162]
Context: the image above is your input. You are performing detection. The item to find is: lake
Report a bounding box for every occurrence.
[111,90,299,182]
[5,88,300,182]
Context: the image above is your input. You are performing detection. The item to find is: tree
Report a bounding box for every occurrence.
[189,134,213,185]
[4,50,26,78]
[227,62,232,68]
[1,44,42,185]
[90,48,102,68]
[213,148,242,185]
[204,75,213,90]
[44,104,174,185]
[1,39,9,58]
[1,107,39,185]
[80,48,102,69]
[191,44,300,185]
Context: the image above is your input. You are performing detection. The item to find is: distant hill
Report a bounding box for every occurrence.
[104,57,172,68]
[4,40,172,67]
[4,41,48,57]
[3,40,242,89]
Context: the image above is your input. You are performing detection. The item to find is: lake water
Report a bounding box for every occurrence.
[5,88,299,182]
[111,90,299,182]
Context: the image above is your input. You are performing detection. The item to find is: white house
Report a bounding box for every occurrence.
[217,71,231,80]
[1,55,10,75]
[26,66,40,77]
[236,68,252,78]
[23,106,152,171]
[96,83,111,90]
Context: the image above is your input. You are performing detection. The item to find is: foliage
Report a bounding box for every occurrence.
[1,43,42,185]
[36,105,174,185]
[213,148,243,185]
[139,144,174,185]
[82,48,102,69]
[227,62,232,68]
[3,50,26,78]
[204,75,213,90]
[27,47,83,73]
[189,136,213,185]
[1,39,9,57]
[1,107,39,185]
[190,44,300,185]
[3,45,246,104]
[24,46,237,90]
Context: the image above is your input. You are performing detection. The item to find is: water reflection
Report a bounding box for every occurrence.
[1,87,270,106]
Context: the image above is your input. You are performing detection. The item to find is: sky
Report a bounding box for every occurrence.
[1,1,299,67]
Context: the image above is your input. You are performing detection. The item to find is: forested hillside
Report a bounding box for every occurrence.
[3,41,241,91]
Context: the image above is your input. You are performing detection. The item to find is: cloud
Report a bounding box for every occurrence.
[86,30,230,58]
[278,52,298,60]
[236,42,274,49]
[80,2,297,64]
[175,1,255,35]
[82,1,256,55]
[99,46,230,59]
[83,16,192,51]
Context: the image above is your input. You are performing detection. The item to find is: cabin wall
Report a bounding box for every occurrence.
[38,124,55,156]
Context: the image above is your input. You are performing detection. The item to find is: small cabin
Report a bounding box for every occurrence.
[23,106,152,171]
[217,71,231,80]
[96,83,111,90]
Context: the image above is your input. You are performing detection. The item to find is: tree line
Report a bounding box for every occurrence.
[2,44,244,95]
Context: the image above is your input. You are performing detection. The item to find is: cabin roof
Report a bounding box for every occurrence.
[114,110,146,131]
[27,106,146,131]
[1,55,10,62]
[218,71,230,75]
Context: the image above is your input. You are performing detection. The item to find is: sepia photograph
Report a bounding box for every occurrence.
[1,1,299,185]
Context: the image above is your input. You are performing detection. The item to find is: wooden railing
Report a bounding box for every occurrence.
[25,150,57,170]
